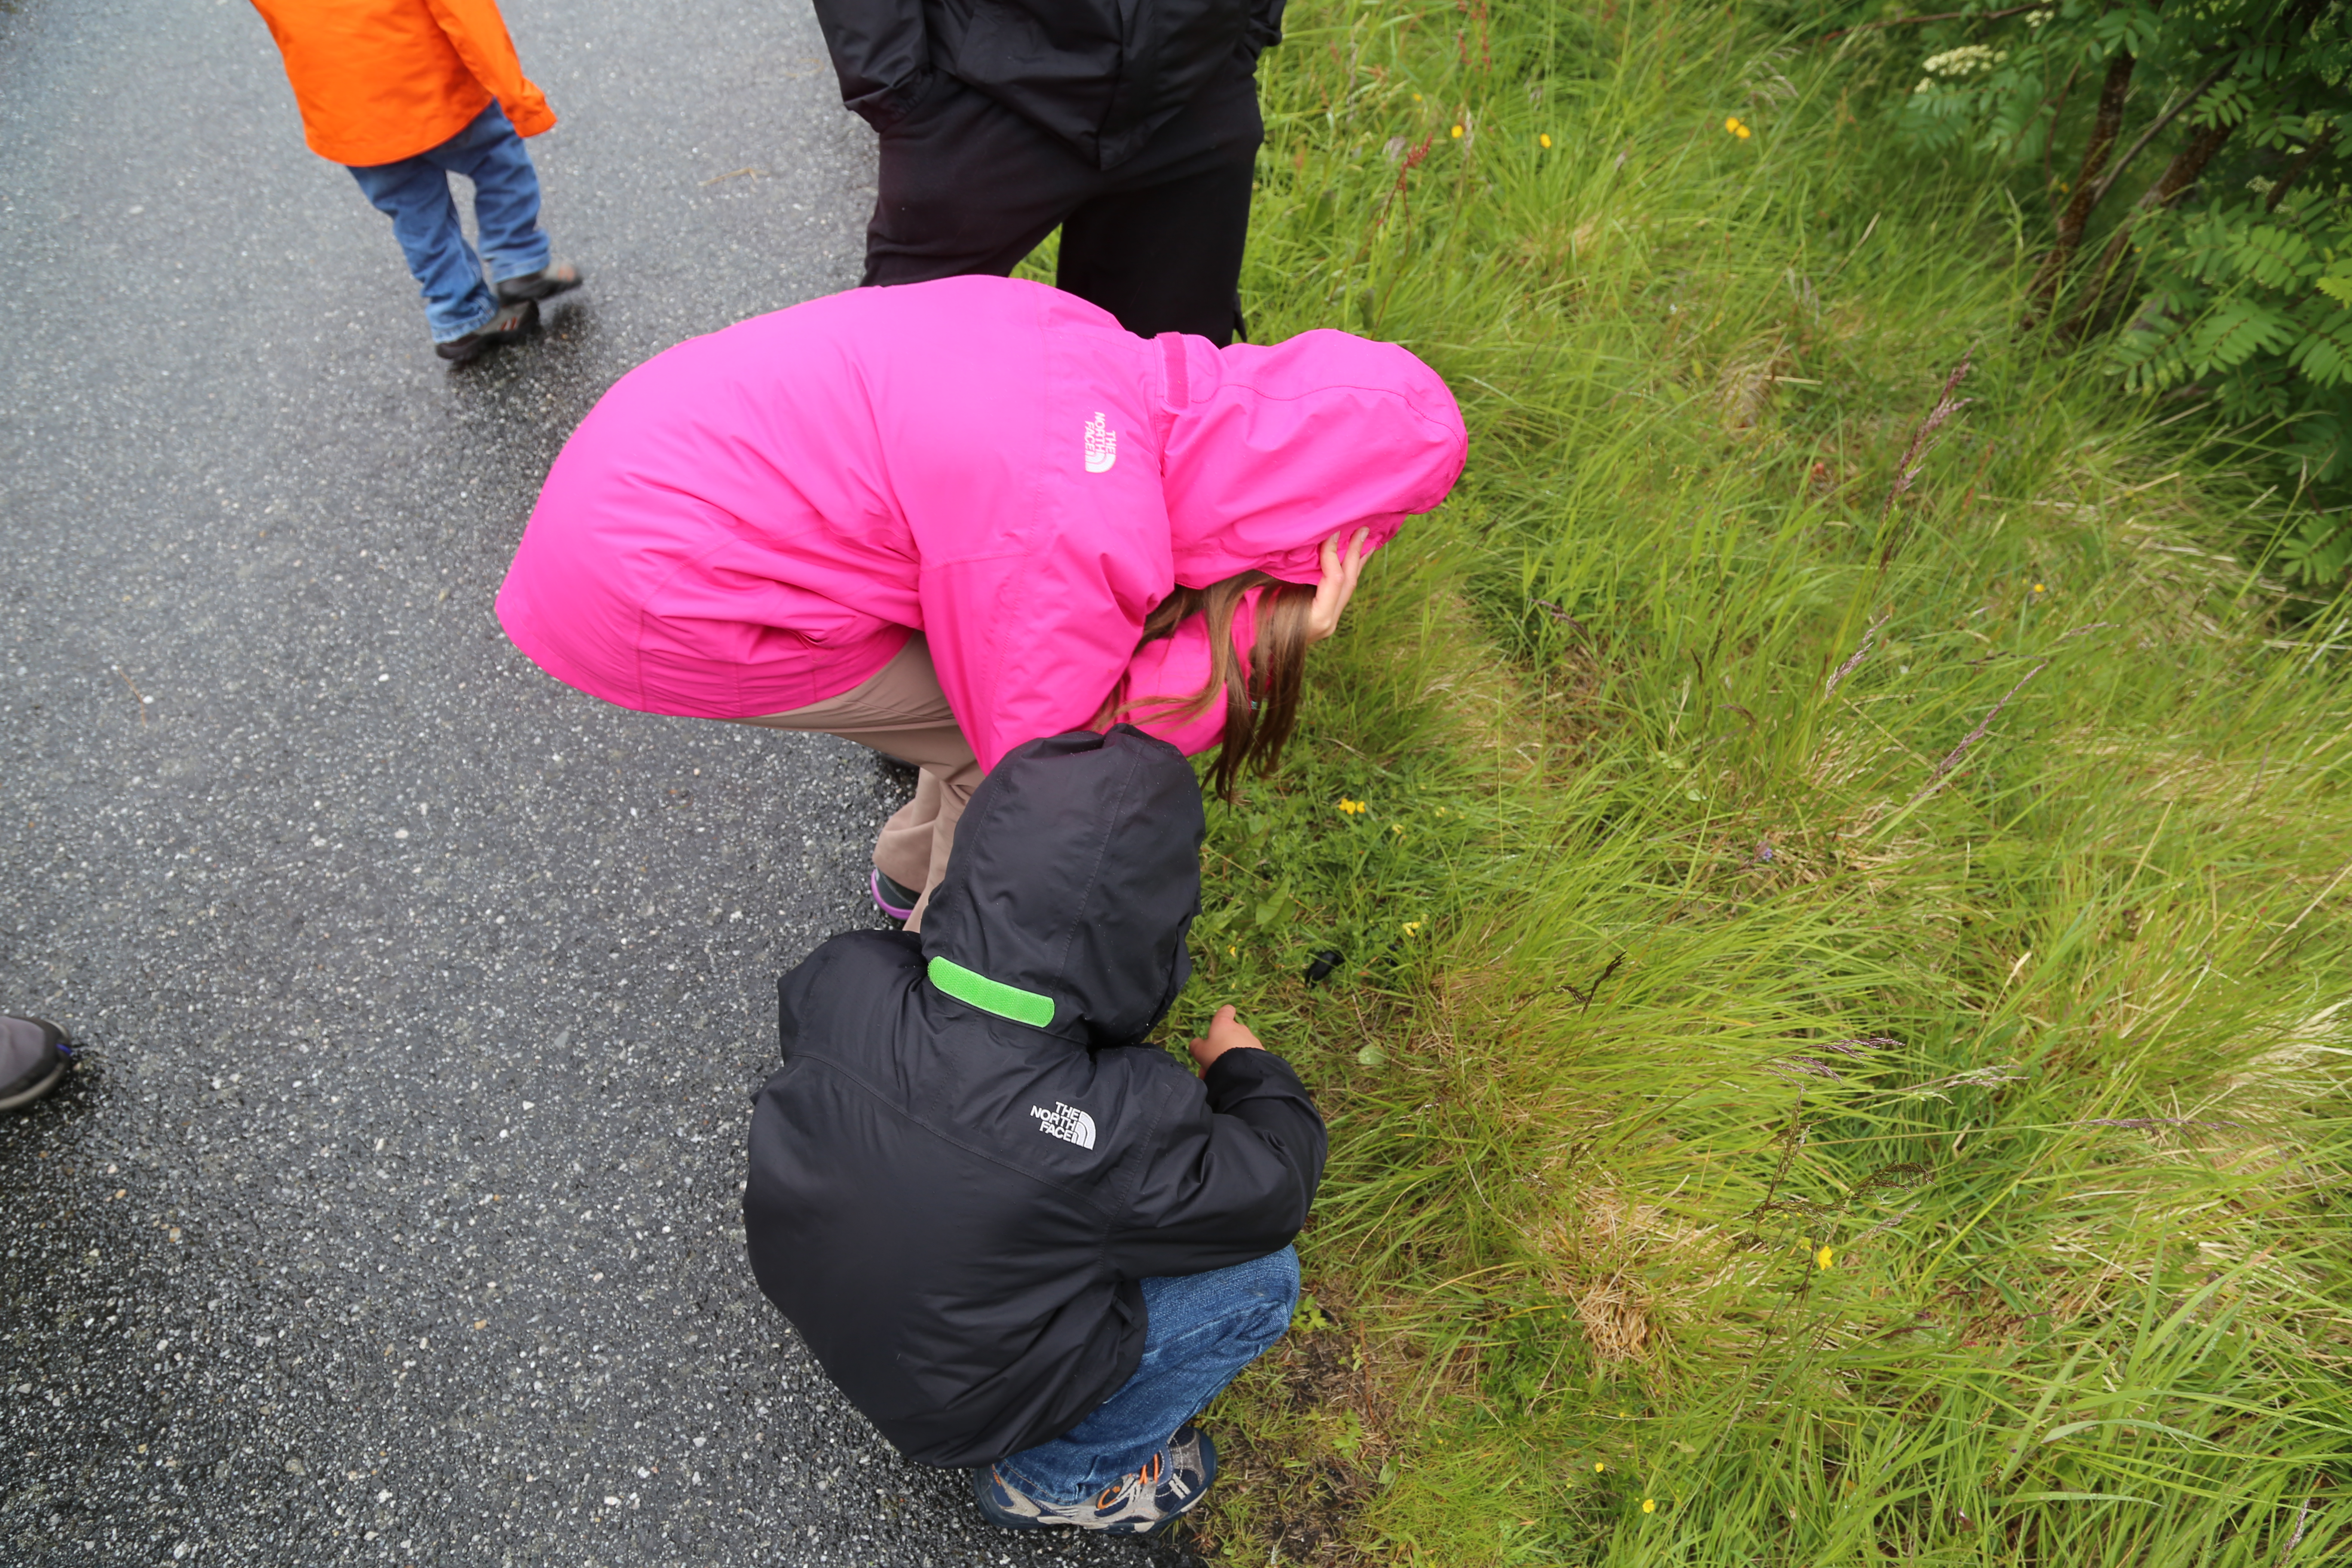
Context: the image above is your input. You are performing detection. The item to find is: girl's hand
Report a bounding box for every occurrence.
[1189,1004,1265,1073]
[1306,529,1371,644]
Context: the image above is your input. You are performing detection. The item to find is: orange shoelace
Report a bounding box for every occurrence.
[1095,1452,1164,1510]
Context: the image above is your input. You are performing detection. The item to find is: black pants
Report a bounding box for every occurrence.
[862,58,1263,345]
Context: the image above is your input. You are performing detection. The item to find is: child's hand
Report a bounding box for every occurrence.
[1189,1005,1264,1073]
[1305,529,1371,643]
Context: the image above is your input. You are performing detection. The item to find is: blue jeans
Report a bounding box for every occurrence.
[346,103,553,342]
[997,1246,1298,1505]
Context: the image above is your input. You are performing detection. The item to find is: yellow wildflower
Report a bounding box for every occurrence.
[2032,582,2047,594]
[1594,1461,1606,1473]
[1539,133,1552,148]
[1450,124,1464,139]
[1642,1499,1657,1514]
[1402,921,1422,936]
[1724,116,1743,136]
[1338,798,1367,815]
[1816,1245,1834,1270]
[1390,822,1405,836]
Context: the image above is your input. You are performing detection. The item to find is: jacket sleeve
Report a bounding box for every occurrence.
[1106,1048,1328,1281]
[810,0,934,129]
[424,0,555,135]
[1245,0,1286,58]
[919,501,1176,769]
[779,930,921,1061]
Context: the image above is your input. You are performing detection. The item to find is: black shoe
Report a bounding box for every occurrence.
[495,262,583,304]
[435,298,539,364]
[0,1015,73,1112]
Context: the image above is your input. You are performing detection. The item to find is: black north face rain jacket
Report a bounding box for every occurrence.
[744,727,1326,1467]
[813,0,1286,169]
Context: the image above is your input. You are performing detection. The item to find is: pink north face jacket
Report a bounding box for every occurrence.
[496,276,1466,770]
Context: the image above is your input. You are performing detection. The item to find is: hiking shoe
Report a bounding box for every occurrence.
[871,867,920,922]
[495,262,583,304]
[971,1424,1216,1536]
[0,1015,74,1112]
[435,298,539,364]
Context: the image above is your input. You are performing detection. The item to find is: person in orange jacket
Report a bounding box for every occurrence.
[249,0,584,363]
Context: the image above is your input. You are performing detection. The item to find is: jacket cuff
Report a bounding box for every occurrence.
[1203,1045,1308,1106]
[504,87,557,137]
[1246,0,1287,55]
[845,69,940,133]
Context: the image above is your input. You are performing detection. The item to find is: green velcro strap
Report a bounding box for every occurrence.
[928,956,1057,1029]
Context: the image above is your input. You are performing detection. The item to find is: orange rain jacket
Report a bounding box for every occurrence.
[249,0,555,167]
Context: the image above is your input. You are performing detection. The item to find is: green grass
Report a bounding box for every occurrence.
[1044,1,2352,1562]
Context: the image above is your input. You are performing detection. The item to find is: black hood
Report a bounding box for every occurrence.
[919,726,1203,1047]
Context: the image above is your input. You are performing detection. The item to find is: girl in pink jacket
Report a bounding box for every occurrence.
[497,276,1465,926]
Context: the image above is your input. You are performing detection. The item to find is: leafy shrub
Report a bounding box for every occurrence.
[1821,0,2352,580]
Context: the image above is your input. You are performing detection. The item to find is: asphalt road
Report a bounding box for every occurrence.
[0,3,1196,1565]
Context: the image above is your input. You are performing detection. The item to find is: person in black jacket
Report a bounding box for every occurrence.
[811,0,1283,345]
[744,725,1326,1533]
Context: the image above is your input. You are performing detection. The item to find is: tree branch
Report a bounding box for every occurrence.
[2083,61,2233,211]
[2043,62,2083,206]
[2061,0,2331,331]
[2067,116,2239,339]
[2266,123,2340,212]
[1816,3,2054,44]
[2029,49,2135,322]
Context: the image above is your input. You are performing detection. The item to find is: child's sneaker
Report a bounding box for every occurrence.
[870,867,919,922]
[0,1014,74,1112]
[971,1424,1216,1535]
[495,261,584,304]
[435,298,539,364]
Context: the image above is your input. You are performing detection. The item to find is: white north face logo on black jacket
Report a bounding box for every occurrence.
[1031,1101,1096,1149]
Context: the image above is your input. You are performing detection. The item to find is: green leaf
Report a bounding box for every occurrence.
[2040,1417,2215,1446]
[2290,313,2352,386]
[2193,301,2294,369]
[2230,225,2312,289]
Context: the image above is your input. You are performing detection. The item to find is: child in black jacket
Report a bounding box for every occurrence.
[744,726,1326,1534]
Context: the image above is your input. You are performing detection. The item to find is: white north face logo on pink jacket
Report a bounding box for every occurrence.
[1083,412,1116,474]
[1031,1101,1096,1148]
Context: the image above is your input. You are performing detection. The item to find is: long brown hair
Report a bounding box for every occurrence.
[1095,573,1317,799]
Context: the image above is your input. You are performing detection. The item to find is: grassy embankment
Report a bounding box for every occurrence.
[1037,1,2352,1562]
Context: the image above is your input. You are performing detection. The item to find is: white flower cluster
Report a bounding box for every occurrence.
[1923,44,2007,76]
[1913,44,2009,94]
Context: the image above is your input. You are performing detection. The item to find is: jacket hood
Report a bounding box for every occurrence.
[920,727,1204,1046]
[1159,330,1468,588]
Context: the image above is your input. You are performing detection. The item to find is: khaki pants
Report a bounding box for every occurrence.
[729,635,977,931]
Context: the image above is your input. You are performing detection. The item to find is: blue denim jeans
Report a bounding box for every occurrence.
[346,102,553,342]
[996,1246,1298,1505]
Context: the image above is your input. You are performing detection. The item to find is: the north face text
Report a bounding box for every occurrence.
[1083,412,1117,474]
[1030,1101,1096,1149]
